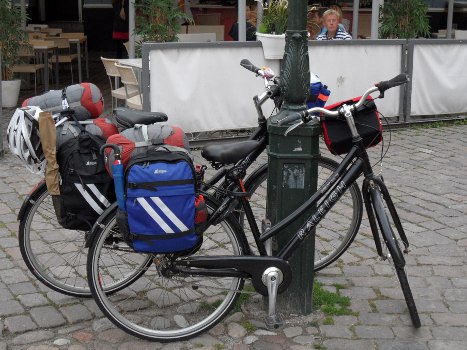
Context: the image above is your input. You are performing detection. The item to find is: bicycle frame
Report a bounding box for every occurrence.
[183,135,407,284]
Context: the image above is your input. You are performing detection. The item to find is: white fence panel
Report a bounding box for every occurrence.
[307,43,403,118]
[149,44,279,133]
[411,43,467,116]
[147,41,404,133]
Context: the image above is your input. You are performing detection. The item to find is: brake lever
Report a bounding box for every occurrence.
[285,121,304,136]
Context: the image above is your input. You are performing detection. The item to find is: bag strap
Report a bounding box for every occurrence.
[128,179,195,190]
[134,124,164,147]
[129,230,195,242]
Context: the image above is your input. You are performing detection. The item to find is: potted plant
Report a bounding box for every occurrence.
[379,0,430,39]
[256,0,288,59]
[0,0,27,107]
[134,0,192,55]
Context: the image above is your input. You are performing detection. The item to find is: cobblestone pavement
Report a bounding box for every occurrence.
[0,113,466,349]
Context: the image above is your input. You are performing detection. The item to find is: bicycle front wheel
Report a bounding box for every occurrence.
[244,156,363,271]
[87,195,249,342]
[18,182,91,297]
[370,187,421,328]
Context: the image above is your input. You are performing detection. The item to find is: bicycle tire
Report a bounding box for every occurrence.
[371,188,421,328]
[243,156,363,271]
[87,195,249,342]
[18,183,151,297]
[18,183,92,297]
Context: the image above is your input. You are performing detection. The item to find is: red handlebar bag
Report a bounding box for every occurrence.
[322,96,382,155]
[22,83,104,121]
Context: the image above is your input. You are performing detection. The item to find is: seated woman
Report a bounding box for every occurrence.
[316,9,352,41]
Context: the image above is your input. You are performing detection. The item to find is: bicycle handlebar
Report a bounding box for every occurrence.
[240,59,262,75]
[276,74,408,127]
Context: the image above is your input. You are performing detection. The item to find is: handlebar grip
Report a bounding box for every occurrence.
[240,59,261,74]
[376,74,408,94]
[277,110,307,126]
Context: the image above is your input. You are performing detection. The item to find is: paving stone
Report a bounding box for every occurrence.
[283,326,302,338]
[391,326,432,340]
[377,340,428,350]
[29,306,66,328]
[18,293,49,307]
[0,299,24,316]
[0,268,29,284]
[60,304,93,323]
[4,315,37,333]
[228,322,247,338]
[318,325,353,339]
[340,286,376,299]
[11,330,55,345]
[428,340,467,350]
[97,328,129,343]
[251,340,282,350]
[354,325,394,339]
[431,326,467,340]
[118,341,162,350]
[72,331,94,343]
[6,281,38,295]
[0,287,13,301]
[322,339,376,350]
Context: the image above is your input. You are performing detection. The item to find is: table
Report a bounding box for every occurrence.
[30,40,58,92]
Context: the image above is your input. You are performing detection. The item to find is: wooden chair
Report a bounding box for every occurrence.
[115,63,143,110]
[10,43,45,94]
[101,57,134,111]
[48,37,78,83]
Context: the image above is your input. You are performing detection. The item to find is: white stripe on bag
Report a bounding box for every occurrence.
[74,184,104,214]
[137,198,174,233]
[151,197,189,232]
[88,184,111,208]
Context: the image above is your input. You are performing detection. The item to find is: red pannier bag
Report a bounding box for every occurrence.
[322,96,382,155]
[22,83,104,121]
[104,123,190,175]
[56,118,118,147]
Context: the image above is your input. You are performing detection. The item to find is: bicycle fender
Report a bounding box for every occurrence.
[86,202,119,247]
[17,180,47,222]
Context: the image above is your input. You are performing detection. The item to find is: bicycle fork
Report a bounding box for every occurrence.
[362,177,410,262]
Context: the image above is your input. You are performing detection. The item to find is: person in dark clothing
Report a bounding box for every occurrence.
[229,4,257,41]
[112,0,129,58]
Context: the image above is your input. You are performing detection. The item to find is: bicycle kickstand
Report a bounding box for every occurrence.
[262,267,284,329]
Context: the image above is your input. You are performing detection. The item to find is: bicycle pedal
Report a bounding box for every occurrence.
[265,314,284,330]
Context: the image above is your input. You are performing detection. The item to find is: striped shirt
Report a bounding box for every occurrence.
[316,27,352,41]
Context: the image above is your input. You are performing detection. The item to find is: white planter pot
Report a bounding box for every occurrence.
[1,79,21,108]
[256,32,286,60]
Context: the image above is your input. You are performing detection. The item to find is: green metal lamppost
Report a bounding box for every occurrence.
[267,0,320,314]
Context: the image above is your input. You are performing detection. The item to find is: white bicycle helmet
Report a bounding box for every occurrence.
[7,106,45,174]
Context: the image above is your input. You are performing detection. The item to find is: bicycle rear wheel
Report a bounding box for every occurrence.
[18,182,91,297]
[370,187,421,328]
[87,195,249,342]
[244,156,363,271]
[18,183,150,297]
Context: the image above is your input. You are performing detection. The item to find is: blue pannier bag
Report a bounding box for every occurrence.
[117,145,202,254]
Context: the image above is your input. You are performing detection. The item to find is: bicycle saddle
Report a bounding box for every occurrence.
[201,140,261,164]
[114,108,168,129]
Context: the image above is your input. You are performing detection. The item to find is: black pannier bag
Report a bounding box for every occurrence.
[52,121,117,230]
[322,96,382,155]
